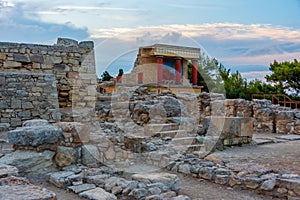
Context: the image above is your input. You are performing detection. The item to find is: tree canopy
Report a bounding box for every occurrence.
[266,59,300,96]
[100,71,113,81]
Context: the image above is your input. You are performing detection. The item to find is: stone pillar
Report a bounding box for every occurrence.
[175,57,181,84]
[157,56,163,84]
[192,60,198,85]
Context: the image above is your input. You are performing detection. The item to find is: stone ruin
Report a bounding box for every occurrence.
[0,38,300,199]
[0,38,97,128]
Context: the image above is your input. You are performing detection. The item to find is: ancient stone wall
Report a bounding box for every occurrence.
[197,93,300,135]
[0,72,60,127]
[0,38,96,108]
[253,99,300,134]
[0,38,97,127]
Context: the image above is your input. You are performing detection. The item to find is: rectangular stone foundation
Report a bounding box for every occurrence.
[205,117,253,147]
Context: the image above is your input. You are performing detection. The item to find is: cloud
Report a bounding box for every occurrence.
[55,5,143,12]
[222,51,300,66]
[0,1,89,43]
[91,23,300,43]
[0,1,14,8]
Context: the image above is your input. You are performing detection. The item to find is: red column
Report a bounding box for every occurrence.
[138,72,143,84]
[192,60,198,85]
[175,58,181,84]
[157,56,163,84]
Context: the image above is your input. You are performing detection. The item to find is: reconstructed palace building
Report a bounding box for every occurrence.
[120,44,201,87]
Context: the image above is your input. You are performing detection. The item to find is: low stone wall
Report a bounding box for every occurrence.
[168,154,300,199]
[0,72,60,127]
[197,93,300,135]
[253,99,300,134]
[0,120,92,170]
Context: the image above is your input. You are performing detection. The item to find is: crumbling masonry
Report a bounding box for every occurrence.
[0,38,97,128]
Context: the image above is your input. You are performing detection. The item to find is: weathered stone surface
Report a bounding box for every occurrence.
[172,195,192,200]
[79,41,94,49]
[54,122,90,143]
[214,175,229,185]
[124,135,145,153]
[132,173,180,192]
[23,119,50,127]
[0,38,94,128]
[129,188,149,199]
[276,135,300,141]
[49,171,75,188]
[84,174,109,186]
[8,125,62,147]
[260,179,276,191]
[244,177,262,189]
[82,144,100,166]
[68,183,96,194]
[30,54,44,63]
[0,123,10,132]
[0,163,18,178]
[0,150,55,174]
[178,164,191,174]
[208,117,253,139]
[0,176,57,200]
[57,38,78,47]
[13,54,29,62]
[54,146,79,168]
[79,187,117,200]
[199,167,216,181]
[105,177,130,192]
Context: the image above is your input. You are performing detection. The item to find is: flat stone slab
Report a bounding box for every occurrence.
[49,171,75,188]
[0,150,55,174]
[132,172,180,192]
[0,176,57,200]
[68,183,96,194]
[276,134,300,141]
[0,163,18,178]
[253,138,274,145]
[8,125,62,146]
[79,187,117,200]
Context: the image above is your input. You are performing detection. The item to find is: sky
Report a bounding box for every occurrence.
[1,0,300,79]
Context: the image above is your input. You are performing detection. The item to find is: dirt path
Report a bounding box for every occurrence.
[209,134,300,175]
[177,173,273,200]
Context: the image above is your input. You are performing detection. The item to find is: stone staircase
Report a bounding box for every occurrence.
[144,118,206,155]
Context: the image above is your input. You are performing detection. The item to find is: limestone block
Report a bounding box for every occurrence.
[0,163,18,178]
[207,117,253,138]
[79,187,117,200]
[49,171,75,188]
[3,61,21,68]
[68,183,96,194]
[29,54,44,63]
[210,100,225,116]
[57,38,78,47]
[55,146,79,168]
[124,135,145,153]
[13,53,30,62]
[0,176,57,200]
[132,173,180,192]
[8,125,62,147]
[0,53,6,60]
[81,144,101,166]
[79,41,94,49]
[0,150,55,174]
[22,119,49,127]
[54,122,90,143]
